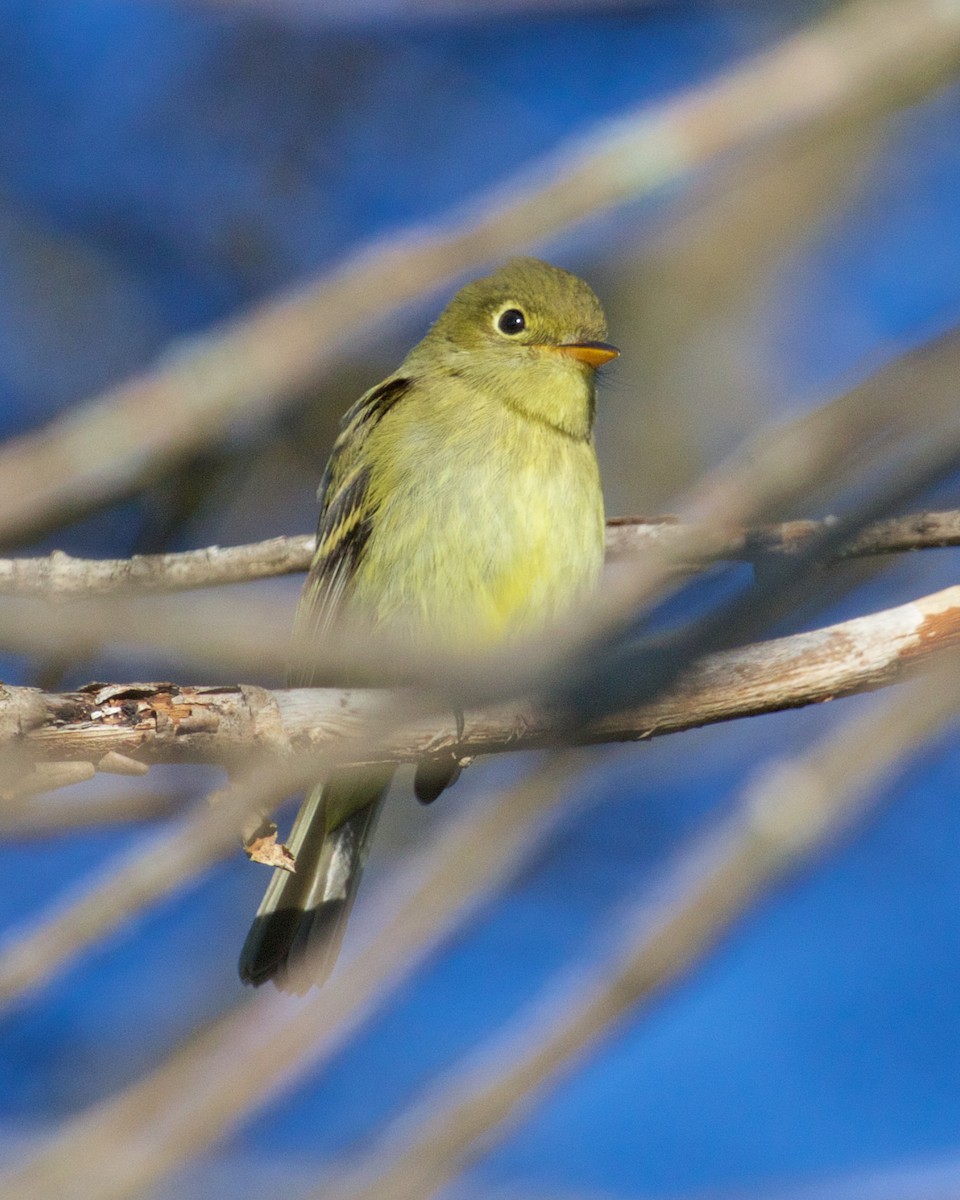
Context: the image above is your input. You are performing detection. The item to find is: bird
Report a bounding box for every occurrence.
[238,256,617,992]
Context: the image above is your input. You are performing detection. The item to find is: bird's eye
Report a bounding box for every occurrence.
[496,308,526,335]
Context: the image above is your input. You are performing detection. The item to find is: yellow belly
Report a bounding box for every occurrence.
[352,393,605,651]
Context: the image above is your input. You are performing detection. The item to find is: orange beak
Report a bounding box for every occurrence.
[546,340,620,368]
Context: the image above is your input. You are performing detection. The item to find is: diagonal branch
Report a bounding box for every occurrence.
[0,790,183,837]
[312,653,960,1200]
[0,581,956,1017]
[2,583,959,772]
[1,0,958,545]
[6,610,960,1200]
[0,752,588,1200]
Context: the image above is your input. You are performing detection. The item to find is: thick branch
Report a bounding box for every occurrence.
[315,649,960,1200]
[7,605,960,1200]
[4,584,959,773]
[1,0,959,546]
[1,510,958,598]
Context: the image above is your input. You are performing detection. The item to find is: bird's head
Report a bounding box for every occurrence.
[412,257,618,440]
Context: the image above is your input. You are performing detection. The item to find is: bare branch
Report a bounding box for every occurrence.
[1,509,958,598]
[8,634,960,1200]
[606,508,960,564]
[1,0,958,545]
[2,583,958,771]
[312,655,960,1200]
[0,535,317,597]
[552,331,960,748]
[0,577,955,1014]
[194,0,662,20]
[0,748,340,1011]
[1,321,959,705]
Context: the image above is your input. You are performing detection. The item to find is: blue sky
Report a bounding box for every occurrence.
[2,4,960,1198]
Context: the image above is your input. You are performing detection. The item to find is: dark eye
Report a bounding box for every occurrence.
[497,308,526,335]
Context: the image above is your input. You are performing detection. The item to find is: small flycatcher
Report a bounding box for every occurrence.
[239,257,617,991]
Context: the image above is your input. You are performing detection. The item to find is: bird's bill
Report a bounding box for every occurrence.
[546,341,620,367]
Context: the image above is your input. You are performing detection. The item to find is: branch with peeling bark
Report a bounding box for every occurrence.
[6,613,959,1200]
[0,510,958,598]
[312,645,960,1200]
[3,584,958,786]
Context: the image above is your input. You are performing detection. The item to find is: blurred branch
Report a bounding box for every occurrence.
[314,653,960,1200]
[0,577,958,1018]
[565,327,960,725]
[0,752,591,1200]
[1,0,959,546]
[0,788,241,1008]
[0,746,355,1011]
[1,761,96,798]
[204,0,664,19]
[597,90,891,512]
[0,789,183,837]
[4,7,960,1191]
[8,634,960,1200]
[4,581,960,770]
[1,508,959,597]
[0,322,957,697]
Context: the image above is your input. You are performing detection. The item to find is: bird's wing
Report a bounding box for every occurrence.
[290,375,410,683]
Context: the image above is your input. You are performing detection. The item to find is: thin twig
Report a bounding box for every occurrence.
[0,509,958,597]
[605,508,960,562]
[0,0,958,545]
[0,535,317,596]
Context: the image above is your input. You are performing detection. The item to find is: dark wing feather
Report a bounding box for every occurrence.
[289,376,410,685]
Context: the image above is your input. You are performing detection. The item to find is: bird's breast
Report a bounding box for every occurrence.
[352,396,604,650]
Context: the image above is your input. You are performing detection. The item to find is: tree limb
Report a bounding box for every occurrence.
[0,509,958,598]
[3,583,958,774]
[6,604,959,1200]
[0,535,317,597]
[313,648,960,1200]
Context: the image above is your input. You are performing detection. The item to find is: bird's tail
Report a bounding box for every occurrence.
[238,767,392,993]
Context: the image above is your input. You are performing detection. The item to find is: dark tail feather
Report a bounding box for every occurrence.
[238,769,391,993]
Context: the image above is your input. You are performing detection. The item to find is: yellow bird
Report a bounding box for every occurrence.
[239,257,617,991]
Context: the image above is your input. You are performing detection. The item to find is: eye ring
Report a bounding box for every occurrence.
[496,307,526,336]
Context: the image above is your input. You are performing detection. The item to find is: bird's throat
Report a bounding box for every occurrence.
[457,355,596,442]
